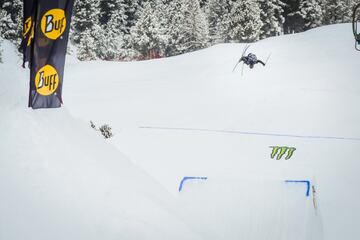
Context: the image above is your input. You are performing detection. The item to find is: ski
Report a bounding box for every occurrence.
[265,53,272,65]
[232,44,250,72]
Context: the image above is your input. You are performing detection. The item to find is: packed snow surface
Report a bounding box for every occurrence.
[1,24,360,239]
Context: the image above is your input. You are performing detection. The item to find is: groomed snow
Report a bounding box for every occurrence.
[0,40,201,240]
[1,24,360,239]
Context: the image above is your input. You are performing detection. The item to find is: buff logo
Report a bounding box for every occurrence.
[35,65,59,96]
[270,146,296,160]
[41,9,66,40]
[23,17,32,36]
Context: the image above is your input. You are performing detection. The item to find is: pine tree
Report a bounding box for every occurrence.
[180,0,209,52]
[99,0,116,26]
[228,0,262,42]
[297,0,323,30]
[98,0,128,60]
[323,0,355,24]
[77,29,98,61]
[72,0,100,44]
[282,0,304,33]
[199,0,209,8]
[99,0,128,34]
[130,1,167,59]
[259,0,285,39]
[163,0,185,55]
[72,0,101,60]
[1,0,22,22]
[205,0,231,43]
[123,0,141,34]
[0,0,22,44]
[0,8,17,41]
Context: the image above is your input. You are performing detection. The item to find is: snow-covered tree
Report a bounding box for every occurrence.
[72,0,100,43]
[0,8,16,41]
[67,0,360,61]
[180,0,209,52]
[130,1,168,59]
[77,29,98,61]
[281,0,304,33]
[297,0,323,30]
[123,0,141,33]
[199,0,209,8]
[323,0,355,24]
[0,0,22,44]
[72,0,101,60]
[259,0,285,39]
[162,0,185,55]
[205,0,231,43]
[228,0,262,42]
[0,0,22,22]
[98,0,128,60]
[102,0,127,34]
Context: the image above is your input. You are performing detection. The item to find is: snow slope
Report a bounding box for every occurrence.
[1,23,360,239]
[0,41,200,240]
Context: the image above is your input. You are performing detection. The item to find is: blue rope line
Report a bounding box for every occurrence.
[140,126,360,141]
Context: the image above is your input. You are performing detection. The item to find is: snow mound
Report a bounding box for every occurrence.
[0,41,199,240]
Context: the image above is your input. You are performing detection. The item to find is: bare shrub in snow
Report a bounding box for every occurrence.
[99,124,113,139]
[90,121,113,139]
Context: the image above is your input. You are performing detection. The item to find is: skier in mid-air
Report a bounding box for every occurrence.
[232,45,270,74]
[239,53,266,69]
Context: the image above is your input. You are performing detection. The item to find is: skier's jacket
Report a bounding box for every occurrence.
[247,53,258,65]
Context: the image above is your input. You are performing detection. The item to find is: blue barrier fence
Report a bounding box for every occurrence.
[178,177,311,197]
[285,180,311,197]
[179,176,208,192]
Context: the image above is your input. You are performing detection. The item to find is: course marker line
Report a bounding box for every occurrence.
[140,126,360,141]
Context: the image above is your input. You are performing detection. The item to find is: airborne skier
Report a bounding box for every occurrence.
[233,45,269,75]
[239,53,266,69]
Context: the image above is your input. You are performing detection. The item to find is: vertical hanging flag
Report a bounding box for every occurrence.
[20,0,35,67]
[27,0,75,109]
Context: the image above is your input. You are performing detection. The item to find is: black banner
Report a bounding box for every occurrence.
[20,0,35,67]
[28,0,75,109]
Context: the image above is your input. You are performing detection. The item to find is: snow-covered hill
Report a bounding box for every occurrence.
[1,24,360,239]
[0,41,200,240]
